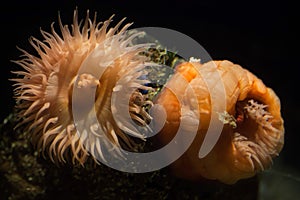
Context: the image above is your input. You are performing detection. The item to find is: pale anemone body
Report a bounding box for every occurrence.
[12,11,150,165]
[154,60,284,184]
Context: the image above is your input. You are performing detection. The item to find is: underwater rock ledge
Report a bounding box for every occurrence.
[0,112,259,200]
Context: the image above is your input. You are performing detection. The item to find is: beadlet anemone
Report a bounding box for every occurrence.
[12,10,284,184]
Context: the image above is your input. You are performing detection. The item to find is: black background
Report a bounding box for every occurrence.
[0,0,298,171]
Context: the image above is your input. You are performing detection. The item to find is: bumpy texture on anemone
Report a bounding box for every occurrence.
[12,10,152,165]
[154,60,284,184]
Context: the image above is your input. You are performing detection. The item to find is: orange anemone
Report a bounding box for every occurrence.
[154,60,284,184]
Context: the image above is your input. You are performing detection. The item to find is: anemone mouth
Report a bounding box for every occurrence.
[231,98,282,172]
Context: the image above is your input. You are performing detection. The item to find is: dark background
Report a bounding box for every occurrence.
[0,0,298,171]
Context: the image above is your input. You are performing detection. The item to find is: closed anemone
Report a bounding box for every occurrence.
[154,60,284,184]
[12,10,152,165]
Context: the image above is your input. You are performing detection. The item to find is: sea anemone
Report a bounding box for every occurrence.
[11,9,285,184]
[12,10,152,165]
[154,60,284,184]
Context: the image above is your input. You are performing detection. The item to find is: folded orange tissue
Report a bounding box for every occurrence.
[154,60,284,184]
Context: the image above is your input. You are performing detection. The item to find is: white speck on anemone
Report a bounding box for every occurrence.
[12,9,153,165]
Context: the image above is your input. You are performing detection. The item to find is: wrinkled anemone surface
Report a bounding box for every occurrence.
[154,60,284,184]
